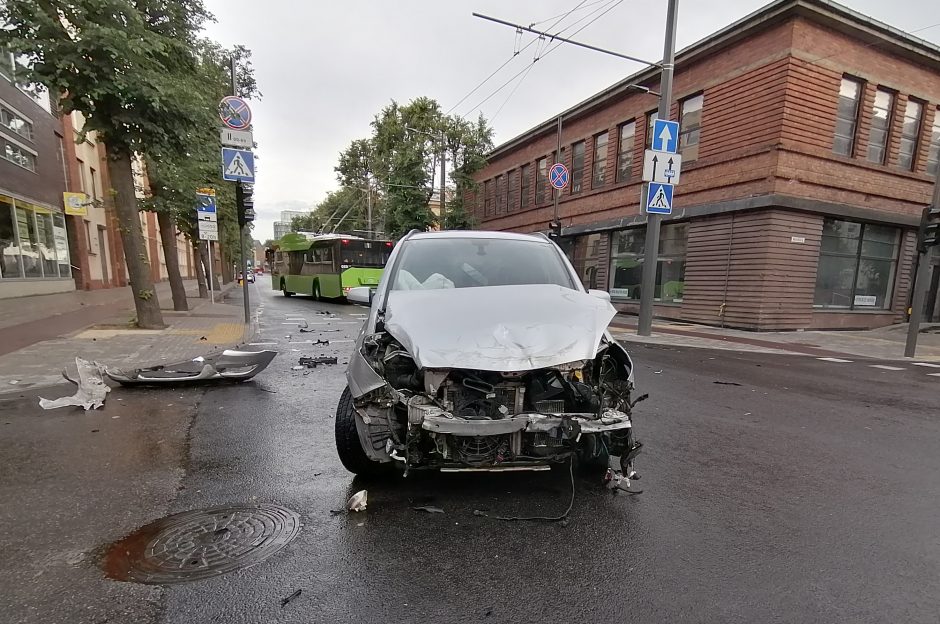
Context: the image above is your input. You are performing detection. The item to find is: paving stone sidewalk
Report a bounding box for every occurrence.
[0,284,256,394]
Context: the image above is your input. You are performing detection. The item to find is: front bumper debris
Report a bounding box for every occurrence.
[408,402,632,436]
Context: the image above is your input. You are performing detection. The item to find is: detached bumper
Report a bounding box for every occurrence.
[409,403,631,436]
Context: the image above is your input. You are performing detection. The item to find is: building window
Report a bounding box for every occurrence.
[679,94,703,161]
[2,138,36,171]
[592,131,608,188]
[505,170,513,212]
[568,233,603,290]
[495,174,505,214]
[76,158,86,191]
[1,105,34,141]
[928,111,940,178]
[89,167,99,200]
[536,157,548,204]
[897,99,923,171]
[570,141,585,194]
[616,121,635,183]
[645,111,658,148]
[833,76,863,156]
[867,89,894,165]
[609,223,688,303]
[483,179,494,216]
[814,218,899,310]
[520,163,532,209]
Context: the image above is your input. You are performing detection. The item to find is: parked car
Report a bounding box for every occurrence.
[335,230,643,477]
[238,272,255,283]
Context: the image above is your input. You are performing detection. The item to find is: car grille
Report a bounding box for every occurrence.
[445,384,524,420]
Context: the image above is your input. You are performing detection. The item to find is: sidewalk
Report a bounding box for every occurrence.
[609,315,940,361]
[0,280,256,393]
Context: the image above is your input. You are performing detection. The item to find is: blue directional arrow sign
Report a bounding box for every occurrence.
[651,119,680,154]
[221,148,255,183]
[646,182,674,215]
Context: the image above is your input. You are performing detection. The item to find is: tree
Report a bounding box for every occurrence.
[2,0,212,328]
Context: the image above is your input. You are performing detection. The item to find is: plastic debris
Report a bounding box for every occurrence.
[9,380,19,385]
[713,380,742,386]
[298,356,338,368]
[346,490,368,512]
[291,366,304,371]
[38,357,110,411]
[280,589,302,607]
[412,505,445,514]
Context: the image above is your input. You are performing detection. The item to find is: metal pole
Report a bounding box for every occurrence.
[208,240,215,305]
[366,179,373,236]
[230,55,251,324]
[904,177,940,356]
[440,131,446,229]
[553,115,562,228]
[638,0,679,337]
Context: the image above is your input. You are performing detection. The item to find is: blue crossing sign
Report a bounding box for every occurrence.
[221,148,255,183]
[549,162,569,190]
[651,119,680,154]
[646,182,674,215]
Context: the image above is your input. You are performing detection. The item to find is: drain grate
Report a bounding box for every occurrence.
[103,503,301,584]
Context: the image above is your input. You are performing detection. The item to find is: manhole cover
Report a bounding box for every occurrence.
[102,503,301,584]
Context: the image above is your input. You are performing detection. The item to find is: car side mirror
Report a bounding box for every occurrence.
[347,286,373,306]
[588,289,611,302]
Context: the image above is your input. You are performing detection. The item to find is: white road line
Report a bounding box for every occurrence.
[869,365,906,371]
[248,342,277,346]
[817,357,853,363]
[911,362,940,368]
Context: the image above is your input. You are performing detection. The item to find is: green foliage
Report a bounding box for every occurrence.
[335,97,493,238]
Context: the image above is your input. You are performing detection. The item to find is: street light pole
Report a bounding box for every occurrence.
[904,175,940,357]
[440,130,446,229]
[638,0,679,337]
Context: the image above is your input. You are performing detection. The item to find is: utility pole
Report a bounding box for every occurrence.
[366,177,373,237]
[552,115,562,236]
[904,177,940,357]
[229,55,251,324]
[440,130,446,229]
[638,0,679,337]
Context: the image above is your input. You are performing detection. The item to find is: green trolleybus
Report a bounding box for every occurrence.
[269,233,394,300]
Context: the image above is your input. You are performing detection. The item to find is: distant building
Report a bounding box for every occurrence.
[470,0,940,329]
[273,210,314,240]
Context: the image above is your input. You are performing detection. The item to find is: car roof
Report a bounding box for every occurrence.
[407,230,551,243]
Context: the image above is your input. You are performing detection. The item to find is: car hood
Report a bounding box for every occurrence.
[383,284,616,372]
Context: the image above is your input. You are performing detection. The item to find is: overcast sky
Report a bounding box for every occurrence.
[200,0,940,241]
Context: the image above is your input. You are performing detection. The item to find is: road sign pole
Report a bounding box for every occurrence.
[904,175,940,356]
[553,115,562,232]
[208,240,215,305]
[638,0,679,337]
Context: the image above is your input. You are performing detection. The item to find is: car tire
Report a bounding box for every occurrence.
[312,281,320,301]
[335,387,387,476]
[281,281,294,297]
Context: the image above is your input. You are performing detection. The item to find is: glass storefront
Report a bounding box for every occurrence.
[0,194,70,280]
[814,217,898,309]
[609,223,688,303]
[562,233,603,290]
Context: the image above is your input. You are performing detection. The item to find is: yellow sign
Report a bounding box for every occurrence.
[196,187,216,196]
[63,192,89,216]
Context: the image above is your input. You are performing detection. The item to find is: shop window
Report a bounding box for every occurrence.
[679,94,703,161]
[15,205,41,277]
[616,121,635,183]
[833,76,863,156]
[536,157,548,204]
[35,209,57,277]
[568,233,603,290]
[2,138,36,171]
[0,195,20,278]
[570,141,585,194]
[53,212,70,277]
[814,218,899,309]
[867,89,894,165]
[897,99,923,171]
[1,105,34,141]
[609,223,687,303]
[592,132,608,188]
[520,163,532,209]
[926,110,940,178]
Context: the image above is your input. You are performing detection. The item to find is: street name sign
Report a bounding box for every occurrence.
[220,128,253,149]
[221,148,255,183]
[646,182,674,215]
[219,96,252,130]
[651,119,680,154]
[549,162,569,190]
[642,149,682,185]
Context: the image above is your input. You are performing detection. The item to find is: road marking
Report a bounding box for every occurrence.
[869,365,905,371]
[911,362,940,368]
[248,342,277,346]
[817,357,853,363]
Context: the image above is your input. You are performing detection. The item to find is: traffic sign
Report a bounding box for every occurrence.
[642,150,682,185]
[220,127,253,149]
[198,211,217,222]
[219,96,251,130]
[221,148,255,183]
[646,182,674,215]
[199,230,219,241]
[549,162,569,190]
[196,191,217,213]
[198,220,218,233]
[651,119,680,154]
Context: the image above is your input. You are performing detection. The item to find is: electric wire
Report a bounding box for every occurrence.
[489,457,577,523]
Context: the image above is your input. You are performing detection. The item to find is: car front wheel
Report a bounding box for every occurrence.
[335,387,387,476]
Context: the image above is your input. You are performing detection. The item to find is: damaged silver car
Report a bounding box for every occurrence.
[335,230,643,476]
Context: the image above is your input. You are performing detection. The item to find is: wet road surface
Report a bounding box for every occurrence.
[3,282,939,623]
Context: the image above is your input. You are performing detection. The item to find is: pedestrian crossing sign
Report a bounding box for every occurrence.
[221,148,255,183]
[646,182,673,215]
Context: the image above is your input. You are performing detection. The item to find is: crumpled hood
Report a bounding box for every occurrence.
[384,284,616,372]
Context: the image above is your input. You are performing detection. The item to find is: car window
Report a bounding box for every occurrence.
[390,238,574,290]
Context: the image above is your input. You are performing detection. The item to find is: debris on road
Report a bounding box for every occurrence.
[713,381,742,386]
[106,350,277,385]
[300,327,341,333]
[412,505,445,514]
[298,356,338,368]
[280,589,302,607]
[291,366,304,371]
[346,490,368,512]
[39,357,110,411]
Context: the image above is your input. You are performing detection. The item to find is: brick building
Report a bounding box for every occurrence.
[470,0,940,330]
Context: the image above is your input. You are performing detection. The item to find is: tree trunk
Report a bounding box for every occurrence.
[156,210,188,311]
[199,242,220,290]
[105,149,165,329]
[220,244,234,283]
[193,240,209,298]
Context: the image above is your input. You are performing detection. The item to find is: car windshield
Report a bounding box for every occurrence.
[390,237,575,291]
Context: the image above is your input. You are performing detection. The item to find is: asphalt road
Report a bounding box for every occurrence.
[3,282,940,623]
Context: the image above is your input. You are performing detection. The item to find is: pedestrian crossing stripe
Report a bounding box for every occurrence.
[869,365,905,371]
[817,357,852,363]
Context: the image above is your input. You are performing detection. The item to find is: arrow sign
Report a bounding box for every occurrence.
[651,119,680,154]
[643,149,681,184]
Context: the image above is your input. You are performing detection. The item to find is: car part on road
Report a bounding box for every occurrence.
[298,355,337,368]
[105,350,277,385]
[346,490,368,512]
[38,357,110,411]
[281,589,302,607]
[412,505,445,514]
[101,503,301,584]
